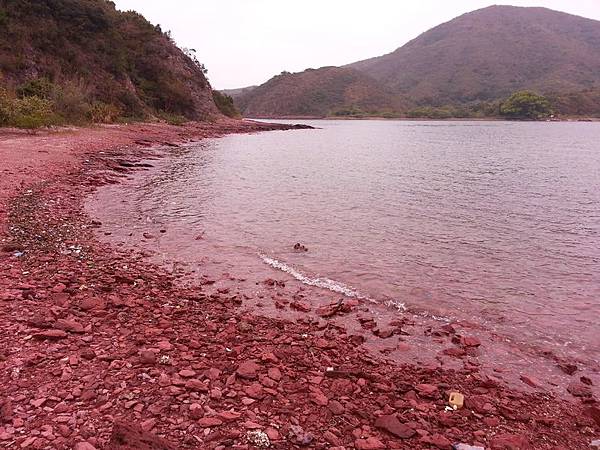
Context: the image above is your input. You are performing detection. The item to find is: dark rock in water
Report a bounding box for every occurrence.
[293,242,308,252]
[567,381,593,397]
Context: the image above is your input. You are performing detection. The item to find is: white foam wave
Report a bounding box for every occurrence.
[259,254,364,299]
[259,255,407,314]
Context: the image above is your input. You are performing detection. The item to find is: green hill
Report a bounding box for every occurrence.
[0,0,223,127]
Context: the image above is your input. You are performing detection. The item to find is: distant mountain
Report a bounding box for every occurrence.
[233,5,600,117]
[233,66,406,118]
[0,0,221,126]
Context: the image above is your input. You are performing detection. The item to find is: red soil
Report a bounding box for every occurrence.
[0,120,598,449]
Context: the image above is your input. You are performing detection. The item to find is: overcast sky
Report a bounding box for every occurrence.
[112,1,600,90]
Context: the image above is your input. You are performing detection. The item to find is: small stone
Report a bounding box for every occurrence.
[355,437,385,449]
[139,350,156,365]
[237,360,260,379]
[33,330,68,340]
[374,414,415,439]
[178,369,196,378]
[198,417,223,427]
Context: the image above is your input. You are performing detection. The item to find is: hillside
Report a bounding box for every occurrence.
[234,5,600,117]
[235,67,406,118]
[0,0,221,126]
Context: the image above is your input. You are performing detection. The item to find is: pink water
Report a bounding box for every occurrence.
[90,120,600,369]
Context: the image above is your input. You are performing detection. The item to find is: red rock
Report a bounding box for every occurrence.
[198,417,223,427]
[420,433,452,449]
[0,399,13,423]
[54,319,85,334]
[483,416,500,427]
[460,336,482,347]
[567,381,592,397]
[520,375,542,388]
[310,389,329,406]
[217,411,241,421]
[30,398,47,408]
[558,362,578,375]
[355,437,386,449]
[265,427,280,441]
[328,400,345,415]
[245,383,264,399]
[584,406,600,427]
[139,350,155,365]
[581,376,593,386]
[33,330,68,340]
[237,360,260,379]
[491,433,532,450]
[416,384,439,398]
[267,367,282,381]
[178,369,196,378]
[290,301,311,312]
[185,379,209,392]
[442,347,466,358]
[108,421,177,449]
[374,414,416,439]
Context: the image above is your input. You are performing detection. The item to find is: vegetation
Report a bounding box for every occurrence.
[212,90,240,118]
[0,0,219,128]
[499,91,552,120]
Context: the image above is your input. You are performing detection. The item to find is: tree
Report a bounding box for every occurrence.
[500,91,552,120]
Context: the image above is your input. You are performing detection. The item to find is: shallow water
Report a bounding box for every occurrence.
[91,120,600,366]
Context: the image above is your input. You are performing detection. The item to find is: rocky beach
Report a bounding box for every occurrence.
[1,120,599,450]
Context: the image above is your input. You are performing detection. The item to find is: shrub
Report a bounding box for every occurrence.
[212,90,240,118]
[17,77,54,99]
[12,95,56,128]
[500,91,552,119]
[51,80,91,123]
[88,101,120,123]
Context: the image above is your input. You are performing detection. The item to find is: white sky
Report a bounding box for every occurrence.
[112,1,600,90]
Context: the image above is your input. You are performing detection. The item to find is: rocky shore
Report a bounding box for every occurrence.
[0,120,598,449]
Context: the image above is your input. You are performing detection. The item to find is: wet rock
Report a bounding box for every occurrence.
[374,414,416,439]
[108,421,178,449]
[567,381,593,398]
[290,301,311,312]
[490,433,531,449]
[237,360,260,379]
[520,375,542,388]
[581,376,593,386]
[460,336,481,347]
[558,362,578,375]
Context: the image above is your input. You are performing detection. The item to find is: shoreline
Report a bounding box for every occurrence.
[0,120,598,449]
[245,116,600,122]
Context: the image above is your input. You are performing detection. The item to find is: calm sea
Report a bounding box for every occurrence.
[91,120,600,366]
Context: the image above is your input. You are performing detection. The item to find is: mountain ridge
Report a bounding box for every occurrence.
[231,5,600,118]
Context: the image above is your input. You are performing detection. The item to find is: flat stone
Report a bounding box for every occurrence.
[374,414,416,439]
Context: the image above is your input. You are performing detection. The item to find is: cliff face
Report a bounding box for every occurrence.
[0,0,219,121]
